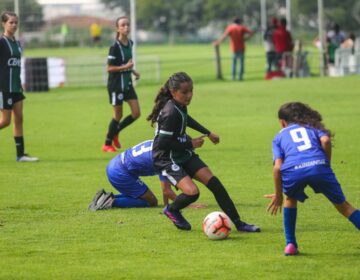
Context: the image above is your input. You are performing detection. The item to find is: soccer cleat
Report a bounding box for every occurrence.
[163,205,191,230]
[89,191,114,211]
[113,135,121,149]
[88,189,106,211]
[17,154,39,162]
[98,192,115,210]
[102,144,117,153]
[236,222,261,233]
[284,243,299,256]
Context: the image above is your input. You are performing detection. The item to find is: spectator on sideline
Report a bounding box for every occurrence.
[89,21,102,47]
[147,72,260,232]
[327,23,346,48]
[102,16,141,153]
[273,18,293,69]
[266,102,360,256]
[263,17,278,73]
[341,32,356,54]
[0,11,38,162]
[214,17,254,81]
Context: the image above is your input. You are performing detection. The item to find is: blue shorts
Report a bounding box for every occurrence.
[106,161,148,198]
[282,172,346,204]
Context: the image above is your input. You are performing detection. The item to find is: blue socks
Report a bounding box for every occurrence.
[284,207,298,247]
[113,194,149,208]
[348,210,360,230]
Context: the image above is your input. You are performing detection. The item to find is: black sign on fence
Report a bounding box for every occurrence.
[25,58,49,92]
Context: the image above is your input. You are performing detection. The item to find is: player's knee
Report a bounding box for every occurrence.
[132,111,140,119]
[0,118,11,128]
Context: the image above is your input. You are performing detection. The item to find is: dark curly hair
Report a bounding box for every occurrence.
[278,102,333,137]
[147,72,192,126]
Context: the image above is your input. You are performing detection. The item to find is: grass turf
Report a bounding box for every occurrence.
[0,46,359,279]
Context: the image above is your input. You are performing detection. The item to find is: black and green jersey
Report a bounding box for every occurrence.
[107,39,133,93]
[152,99,211,168]
[0,35,22,93]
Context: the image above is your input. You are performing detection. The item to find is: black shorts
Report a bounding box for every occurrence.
[0,91,25,110]
[156,153,207,186]
[108,85,137,106]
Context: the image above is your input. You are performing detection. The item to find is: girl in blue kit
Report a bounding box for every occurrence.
[89,140,177,211]
[266,102,360,256]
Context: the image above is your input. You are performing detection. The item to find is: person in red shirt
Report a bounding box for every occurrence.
[214,17,254,81]
[273,18,293,69]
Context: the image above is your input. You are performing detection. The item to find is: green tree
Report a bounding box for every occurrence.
[0,0,44,32]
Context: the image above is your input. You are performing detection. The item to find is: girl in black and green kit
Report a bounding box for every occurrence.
[0,11,38,162]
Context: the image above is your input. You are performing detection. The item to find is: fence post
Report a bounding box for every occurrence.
[214,45,223,80]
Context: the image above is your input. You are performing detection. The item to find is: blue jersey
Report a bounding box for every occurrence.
[272,124,330,176]
[109,140,165,179]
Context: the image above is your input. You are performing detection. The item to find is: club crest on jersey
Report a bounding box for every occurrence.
[117,93,124,100]
[171,164,180,171]
[7,98,13,105]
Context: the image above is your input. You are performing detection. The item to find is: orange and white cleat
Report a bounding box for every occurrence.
[102,144,117,153]
[113,135,121,149]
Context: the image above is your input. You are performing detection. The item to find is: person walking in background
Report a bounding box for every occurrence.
[89,21,102,47]
[214,17,254,81]
[0,11,38,162]
[273,18,293,69]
[263,17,278,73]
[102,16,140,152]
[147,72,260,232]
[265,102,360,256]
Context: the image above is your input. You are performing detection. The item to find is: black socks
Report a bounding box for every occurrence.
[168,193,199,211]
[14,136,24,157]
[105,118,119,145]
[206,176,243,229]
[116,115,136,134]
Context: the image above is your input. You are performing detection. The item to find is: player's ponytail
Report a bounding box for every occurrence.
[278,102,333,137]
[147,72,192,126]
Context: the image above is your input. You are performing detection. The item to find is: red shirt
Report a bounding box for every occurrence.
[273,26,293,53]
[225,24,251,52]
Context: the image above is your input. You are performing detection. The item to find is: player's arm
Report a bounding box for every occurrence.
[187,115,219,144]
[160,180,177,206]
[320,135,332,162]
[264,158,284,215]
[107,45,133,72]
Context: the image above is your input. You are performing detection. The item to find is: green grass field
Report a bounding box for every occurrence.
[1,45,360,279]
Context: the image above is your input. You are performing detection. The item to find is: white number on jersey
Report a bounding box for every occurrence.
[132,142,153,157]
[289,127,312,151]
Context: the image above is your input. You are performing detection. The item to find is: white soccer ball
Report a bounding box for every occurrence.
[202,211,232,240]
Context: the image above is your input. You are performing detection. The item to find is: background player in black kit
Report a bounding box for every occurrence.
[147,72,260,232]
[102,16,140,152]
[0,11,38,162]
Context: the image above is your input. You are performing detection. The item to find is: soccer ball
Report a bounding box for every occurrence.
[202,211,232,240]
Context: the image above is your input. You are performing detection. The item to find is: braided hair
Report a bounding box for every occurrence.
[147,72,192,126]
[278,102,333,137]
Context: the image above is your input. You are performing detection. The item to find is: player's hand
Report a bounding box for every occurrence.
[126,59,134,70]
[264,193,283,215]
[208,132,220,144]
[191,136,205,149]
[133,70,140,80]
